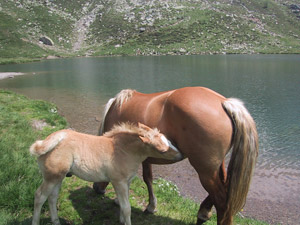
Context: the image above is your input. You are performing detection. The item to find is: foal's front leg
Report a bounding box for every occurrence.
[112,181,131,225]
[142,162,157,213]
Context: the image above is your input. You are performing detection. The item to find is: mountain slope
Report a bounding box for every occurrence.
[0,0,299,62]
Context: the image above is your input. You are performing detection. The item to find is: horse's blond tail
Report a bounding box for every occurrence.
[222,98,258,222]
[30,131,66,156]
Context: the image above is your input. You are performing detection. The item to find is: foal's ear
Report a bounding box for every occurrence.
[139,136,151,145]
[138,123,152,132]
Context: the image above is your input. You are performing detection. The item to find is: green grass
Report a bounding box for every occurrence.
[0,90,67,214]
[0,90,269,225]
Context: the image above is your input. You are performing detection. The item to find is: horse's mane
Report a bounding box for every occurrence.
[98,89,135,136]
[104,122,160,140]
[115,89,135,107]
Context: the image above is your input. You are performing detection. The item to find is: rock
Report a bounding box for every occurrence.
[179,48,187,54]
[39,36,54,46]
[31,119,49,130]
[290,4,300,10]
[46,55,58,59]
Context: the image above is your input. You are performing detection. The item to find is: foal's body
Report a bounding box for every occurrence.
[30,123,182,225]
[94,87,258,225]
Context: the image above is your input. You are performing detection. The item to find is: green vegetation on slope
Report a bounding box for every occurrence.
[0,0,299,63]
[0,90,270,224]
[0,0,74,63]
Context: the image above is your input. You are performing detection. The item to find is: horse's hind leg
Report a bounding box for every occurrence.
[142,162,157,214]
[197,196,213,224]
[197,161,227,224]
[48,182,62,225]
[32,180,60,225]
[200,173,230,225]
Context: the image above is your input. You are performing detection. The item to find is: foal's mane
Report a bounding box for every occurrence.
[103,123,160,141]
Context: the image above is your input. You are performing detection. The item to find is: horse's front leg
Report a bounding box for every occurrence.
[142,161,157,214]
[93,181,109,195]
[112,181,131,225]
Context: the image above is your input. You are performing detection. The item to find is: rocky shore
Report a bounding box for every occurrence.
[0,72,25,80]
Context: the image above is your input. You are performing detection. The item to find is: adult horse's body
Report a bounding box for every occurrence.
[93,87,258,225]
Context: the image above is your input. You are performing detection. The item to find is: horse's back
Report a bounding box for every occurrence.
[104,87,233,167]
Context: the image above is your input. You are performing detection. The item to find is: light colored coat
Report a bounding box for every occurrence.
[30,123,182,225]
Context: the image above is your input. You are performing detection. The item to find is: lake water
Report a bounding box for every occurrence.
[0,55,299,224]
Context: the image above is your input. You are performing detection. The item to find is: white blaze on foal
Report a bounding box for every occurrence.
[30,122,182,225]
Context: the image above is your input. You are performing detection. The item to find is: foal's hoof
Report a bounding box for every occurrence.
[93,183,106,195]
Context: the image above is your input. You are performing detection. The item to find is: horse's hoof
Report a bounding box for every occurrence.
[143,209,155,214]
[93,183,106,195]
[66,172,72,177]
[196,218,207,225]
[114,198,119,206]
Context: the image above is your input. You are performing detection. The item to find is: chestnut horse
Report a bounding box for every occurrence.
[93,87,258,225]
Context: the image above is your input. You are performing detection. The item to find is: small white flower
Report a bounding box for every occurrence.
[50,108,57,113]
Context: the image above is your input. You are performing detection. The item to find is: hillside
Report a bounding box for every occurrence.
[0,0,299,63]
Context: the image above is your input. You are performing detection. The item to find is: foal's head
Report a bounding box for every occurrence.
[105,123,183,161]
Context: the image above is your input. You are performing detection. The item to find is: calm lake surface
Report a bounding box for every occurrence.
[1,55,299,224]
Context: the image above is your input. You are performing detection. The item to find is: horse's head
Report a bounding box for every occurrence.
[137,123,183,161]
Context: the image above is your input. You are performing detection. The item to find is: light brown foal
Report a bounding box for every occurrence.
[93,87,258,225]
[30,123,182,225]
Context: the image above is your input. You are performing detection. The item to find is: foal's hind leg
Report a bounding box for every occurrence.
[32,180,60,225]
[142,162,157,214]
[48,182,62,225]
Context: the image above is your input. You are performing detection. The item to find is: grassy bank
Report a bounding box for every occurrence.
[0,90,269,224]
